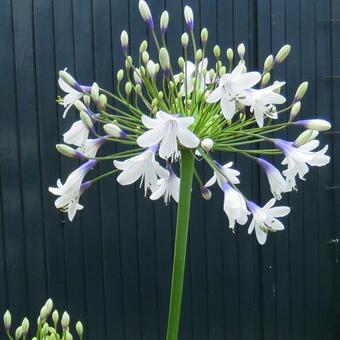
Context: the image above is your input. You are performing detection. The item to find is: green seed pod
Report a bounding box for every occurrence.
[213,45,220,58]
[274,44,291,64]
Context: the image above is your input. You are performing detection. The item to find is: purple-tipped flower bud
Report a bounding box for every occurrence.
[295,119,331,131]
[120,31,129,53]
[159,47,171,78]
[103,123,128,139]
[56,144,85,160]
[201,187,212,200]
[139,0,154,30]
[184,6,194,31]
[160,10,169,36]
[59,69,78,88]
[80,111,95,134]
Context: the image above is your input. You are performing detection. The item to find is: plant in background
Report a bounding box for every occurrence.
[3,299,84,340]
[49,1,331,339]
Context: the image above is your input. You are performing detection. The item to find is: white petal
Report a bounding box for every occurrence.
[176,126,200,148]
[268,206,290,218]
[206,87,222,103]
[235,72,261,89]
[141,115,159,129]
[116,164,144,185]
[205,174,217,187]
[221,93,235,120]
[255,225,268,245]
[137,126,165,147]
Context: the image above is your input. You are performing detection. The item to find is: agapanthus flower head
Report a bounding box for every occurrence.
[51,1,331,247]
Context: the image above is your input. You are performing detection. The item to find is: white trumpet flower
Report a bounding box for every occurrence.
[58,69,92,118]
[206,63,261,120]
[150,165,180,204]
[205,161,240,189]
[114,146,169,195]
[137,111,200,160]
[248,199,290,245]
[63,120,89,147]
[275,139,330,191]
[243,81,286,127]
[222,183,250,230]
[49,160,96,221]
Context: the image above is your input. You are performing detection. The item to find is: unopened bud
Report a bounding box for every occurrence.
[135,84,142,95]
[117,69,124,82]
[219,66,226,76]
[21,318,29,336]
[160,11,169,36]
[74,100,87,112]
[289,101,301,121]
[294,82,308,102]
[52,310,59,326]
[91,82,99,104]
[261,73,271,87]
[98,94,107,111]
[213,45,220,58]
[125,82,132,96]
[151,98,158,107]
[3,311,11,332]
[274,44,291,64]
[83,95,91,107]
[139,0,154,29]
[41,324,49,337]
[66,331,73,340]
[80,111,94,132]
[158,91,164,100]
[181,33,189,48]
[56,144,84,160]
[40,305,49,321]
[142,51,149,64]
[15,326,22,340]
[296,119,331,131]
[61,312,70,330]
[201,187,212,200]
[195,49,203,62]
[237,43,245,59]
[59,70,78,89]
[104,123,127,139]
[178,57,185,69]
[76,321,84,337]
[120,31,129,52]
[184,6,194,31]
[201,28,208,45]
[201,138,214,152]
[226,48,233,64]
[294,129,319,147]
[139,40,148,54]
[208,69,216,82]
[159,47,171,77]
[263,55,273,71]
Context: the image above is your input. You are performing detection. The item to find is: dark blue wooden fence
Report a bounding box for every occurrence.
[0,0,339,339]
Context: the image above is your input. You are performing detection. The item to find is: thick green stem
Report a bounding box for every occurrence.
[166,150,195,340]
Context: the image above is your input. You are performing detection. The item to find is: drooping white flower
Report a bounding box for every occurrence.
[48,160,96,221]
[222,183,250,230]
[79,137,107,158]
[243,81,286,127]
[257,158,287,200]
[247,199,290,245]
[58,69,92,118]
[175,58,210,96]
[205,160,240,189]
[275,138,330,191]
[63,120,89,147]
[114,146,169,195]
[137,111,200,160]
[150,165,180,204]
[206,63,261,120]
